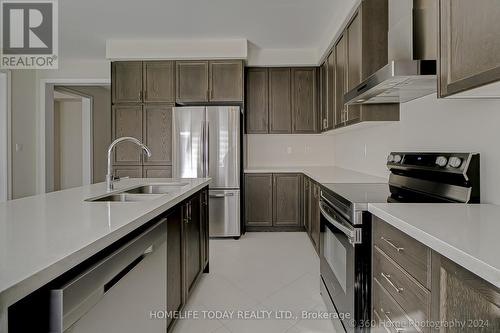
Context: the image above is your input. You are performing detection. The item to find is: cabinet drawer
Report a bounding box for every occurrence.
[373,279,421,333]
[373,246,430,323]
[373,217,430,287]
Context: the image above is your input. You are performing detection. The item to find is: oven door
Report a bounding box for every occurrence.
[319,201,362,333]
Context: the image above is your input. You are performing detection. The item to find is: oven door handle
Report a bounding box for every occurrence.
[320,202,361,245]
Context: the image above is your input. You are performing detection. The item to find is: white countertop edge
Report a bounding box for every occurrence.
[0,180,210,309]
[368,204,500,288]
[244,166,388,184]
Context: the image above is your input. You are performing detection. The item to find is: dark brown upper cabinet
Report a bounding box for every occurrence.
[111,105,143,165]
[209,60,244,101]
[334,33,348,127]
[244,174,273,227]
[269,68,292,133]
[320,60,328,131]
[273,174,302,226]
[143,61,175,103]
[176,61,210,103]
[176,60,244,103]
[245,66,320,134]
[438,0,500,97]
[325,0,398,130]
[112,61,143,103]
[246,68,269,133]
[327,51,336,130]
[346,10,362,123]
[143,104,173,166]
[292,68,318,133]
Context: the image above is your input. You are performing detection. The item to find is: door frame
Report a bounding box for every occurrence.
[0,70,12,201]
[38,79,110,193]
[53,87,93,188]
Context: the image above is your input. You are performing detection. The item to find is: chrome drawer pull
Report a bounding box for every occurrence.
[380,308,405,332]
[381,272,404,293]
[380,237,404,252]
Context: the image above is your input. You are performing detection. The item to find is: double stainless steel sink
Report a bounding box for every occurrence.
[86,182,189,202]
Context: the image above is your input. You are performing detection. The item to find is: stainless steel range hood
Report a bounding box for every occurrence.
[345,0,437,105]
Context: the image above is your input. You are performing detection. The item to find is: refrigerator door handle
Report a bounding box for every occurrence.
[204,121,209,178]
[200,122,206,177]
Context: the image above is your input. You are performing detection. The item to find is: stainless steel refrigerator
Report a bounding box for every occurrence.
[172,106,240,238]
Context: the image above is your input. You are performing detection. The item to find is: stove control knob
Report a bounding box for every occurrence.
[436,156,448,167]
[448,156,463,168]
[387,154,395,163]
[393,154,402,163]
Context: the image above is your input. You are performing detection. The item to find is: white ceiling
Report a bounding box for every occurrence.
[59,0,354,61]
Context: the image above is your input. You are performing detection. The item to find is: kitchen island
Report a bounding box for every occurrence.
[0,178,210,332]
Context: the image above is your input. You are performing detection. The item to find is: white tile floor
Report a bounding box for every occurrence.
[172,232,337,333]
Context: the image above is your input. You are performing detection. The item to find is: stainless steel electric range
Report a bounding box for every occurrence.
[319,152,480,333]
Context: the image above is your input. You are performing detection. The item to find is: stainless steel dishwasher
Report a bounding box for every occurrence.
[50,218,167,333]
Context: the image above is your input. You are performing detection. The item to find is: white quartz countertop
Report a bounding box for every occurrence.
[369,203,500,288]
[0,178,210,309]
[244,166,387,184]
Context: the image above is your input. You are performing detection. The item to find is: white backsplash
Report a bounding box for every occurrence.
[246,134,335,168]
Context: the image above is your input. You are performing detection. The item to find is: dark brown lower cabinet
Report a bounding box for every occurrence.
[184,192,201,297]
[308,181,320,252]
[373,216,500,333]
[245,173,302,230]
[245,174,274,227]
[167,188,209,332]
[166,206,183,330]
[303,177,311,232]
[273,174,302,226]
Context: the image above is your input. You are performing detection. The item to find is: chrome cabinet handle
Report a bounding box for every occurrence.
[380,237,404,252]
[380,308,405,332]
[381,272,404,293]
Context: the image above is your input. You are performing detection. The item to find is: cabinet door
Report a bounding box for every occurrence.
[292,68,318,133]
[320,60,328,131]
[209,60,243,101]
[176,61,209,103]
[346,11,362,122]
[112,61,143,103]
[245,174,273,226]
[437,256,500,332]
[439,0,500,97]
[113,165,142,178]
[327,51,336,130]
[273,174,302,226]
[269,68,292,133]
[184,195,201,296]
[335,34,347,127]
[166,207,184,330]
[246,68,269,133]
[200,189,209,270]
[143,166,172,178]
[143,104,172,165]
[112,105,143,165]
[143,61,175,103]
[303,177,311,232]
[310,183,321,251]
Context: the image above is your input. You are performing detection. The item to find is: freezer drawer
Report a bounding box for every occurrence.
[209,189,240,237]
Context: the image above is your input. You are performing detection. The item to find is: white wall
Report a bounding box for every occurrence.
[332,93,500,204]
[246,134,335,168]
[0,72,8,201]
[11,71,37,199]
